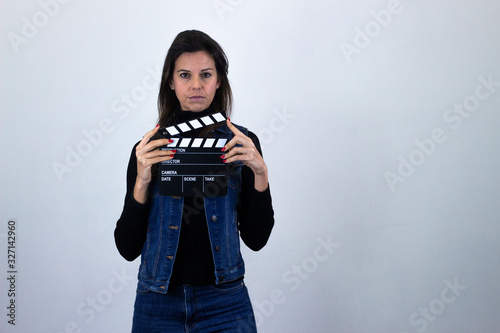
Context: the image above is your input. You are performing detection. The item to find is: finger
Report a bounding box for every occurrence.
[144,138,173,152]
[222,151,260,166]
[221,146,259,163]
[222,132,254,154]
[142,148,177,162]
[138,125,160,149]
[226,118,242,135]
[138,149,176,168]
[146,153,176,165]
[222,149,266,177]
[221,146,244,159]
[222,123,235,151]
[222,152,250,165]
[138,135,174,157]
[222,119,245,151]
[222,136,237,152]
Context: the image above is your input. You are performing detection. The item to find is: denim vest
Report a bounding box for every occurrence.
[138,124,248,294]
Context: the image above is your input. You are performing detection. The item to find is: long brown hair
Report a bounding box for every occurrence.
[157,30,233,127]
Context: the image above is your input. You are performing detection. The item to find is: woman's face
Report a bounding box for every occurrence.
[171,51,220,112]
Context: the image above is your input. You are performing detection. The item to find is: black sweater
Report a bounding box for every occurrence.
[114,110,274,285]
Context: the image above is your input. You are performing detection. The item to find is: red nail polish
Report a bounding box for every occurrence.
[228,117,231,122]
[155,124,159,128]
[220,155,225,159]
[221,147,226,152]
[171,150,177,153]
[168,139,174,143]
[223,159,227,163]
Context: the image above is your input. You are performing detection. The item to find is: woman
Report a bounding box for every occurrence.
[114,30,274,332]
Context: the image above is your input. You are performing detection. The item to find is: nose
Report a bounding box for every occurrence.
[192,76,201,89]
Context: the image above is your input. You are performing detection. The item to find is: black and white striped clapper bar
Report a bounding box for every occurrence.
[158,112,228,197]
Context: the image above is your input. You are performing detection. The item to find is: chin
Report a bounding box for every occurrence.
[188,104,209,112]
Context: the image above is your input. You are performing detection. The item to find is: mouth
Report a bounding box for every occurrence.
[189,96,205,101]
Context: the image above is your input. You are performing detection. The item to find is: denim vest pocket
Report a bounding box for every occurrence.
[136,281,153,295]
[210,279,244,293]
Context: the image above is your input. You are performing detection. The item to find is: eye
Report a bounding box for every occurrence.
[201,72,212,78]
[179,72,190,78]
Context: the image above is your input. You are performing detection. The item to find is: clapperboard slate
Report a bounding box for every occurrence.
[158,112,228,197]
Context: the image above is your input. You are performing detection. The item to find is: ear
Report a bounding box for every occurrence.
[216,78,221,89]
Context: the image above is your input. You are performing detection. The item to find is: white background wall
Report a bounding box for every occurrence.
[1,0,500,332]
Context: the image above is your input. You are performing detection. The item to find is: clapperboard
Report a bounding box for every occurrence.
[158,112,228,197]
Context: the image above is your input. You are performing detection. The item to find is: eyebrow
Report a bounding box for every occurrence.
[177,68,214,72]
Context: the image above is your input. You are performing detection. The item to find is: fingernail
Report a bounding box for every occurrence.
[223,159,227,163]
[171,150,177,153]
[220,155,225,159]
[221,147,226,152]
[168,139,174,143]
[155,124,159,128]
[228,117,231,122]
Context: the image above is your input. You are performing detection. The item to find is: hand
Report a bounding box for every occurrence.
[134,125,175,203]
[222,119,269,192]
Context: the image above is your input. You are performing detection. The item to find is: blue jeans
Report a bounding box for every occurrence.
[132,279,257,332]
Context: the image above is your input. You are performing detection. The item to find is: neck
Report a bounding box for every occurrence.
[176,106,215,123]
